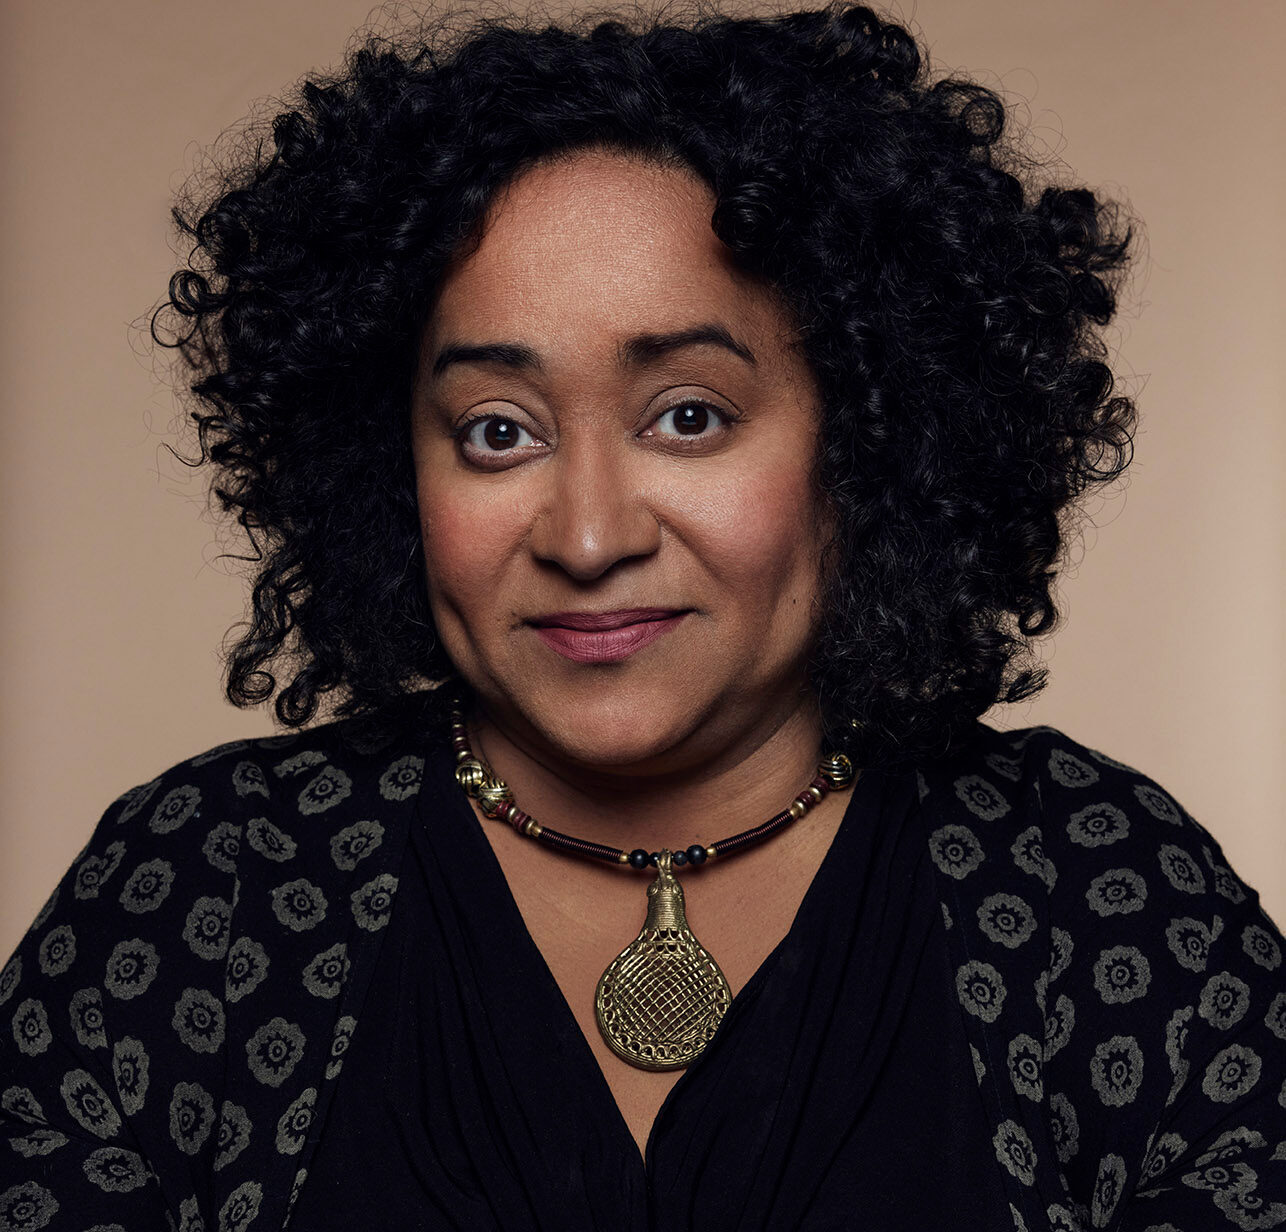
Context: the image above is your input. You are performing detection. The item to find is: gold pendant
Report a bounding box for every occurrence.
[594,849,732,1071]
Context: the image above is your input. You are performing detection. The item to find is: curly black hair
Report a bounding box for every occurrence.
[154,0,1136,765]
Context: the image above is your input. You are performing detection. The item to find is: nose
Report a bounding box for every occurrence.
[528,440,661,581]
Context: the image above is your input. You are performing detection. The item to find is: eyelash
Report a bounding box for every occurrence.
[452,398,736,461]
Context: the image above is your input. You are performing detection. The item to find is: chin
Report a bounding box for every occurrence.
[518,677,714,773]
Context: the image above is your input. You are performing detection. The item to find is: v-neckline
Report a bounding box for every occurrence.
[425,741,884,1177]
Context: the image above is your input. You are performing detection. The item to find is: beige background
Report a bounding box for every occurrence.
[2,0,1283,957]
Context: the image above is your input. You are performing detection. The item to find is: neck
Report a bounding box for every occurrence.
[461,694,831,854]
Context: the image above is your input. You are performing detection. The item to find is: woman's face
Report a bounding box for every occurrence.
[411,147,832,773]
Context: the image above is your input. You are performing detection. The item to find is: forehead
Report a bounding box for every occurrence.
[423,149,789,353]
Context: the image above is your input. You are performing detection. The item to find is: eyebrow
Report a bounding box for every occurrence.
[428,322,758,379]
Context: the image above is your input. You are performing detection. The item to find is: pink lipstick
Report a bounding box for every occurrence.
[528,608,688,664]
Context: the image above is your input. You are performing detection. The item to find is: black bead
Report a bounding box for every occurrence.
[686,844,708,866]
[649,851,661,867]
[628,848,650,869]
[672,849,688,866]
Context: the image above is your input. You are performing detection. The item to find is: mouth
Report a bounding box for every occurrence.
[527,608,690,664]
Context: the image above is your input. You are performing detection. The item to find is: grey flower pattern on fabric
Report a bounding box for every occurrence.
[1,1086,44,1125]
[271,880,327,931]
[1067,802,1129,848]
[203,822,242,874]
[1047,928,1074,983]
[325,1016,357,1081]
[1092,945,1152,1005]
[59,1069,121,1139]
[215,1100,252,1171]
[301,943,349,1000]
[1241,925,1282,972]
[1141,1131,1190,1186]
[11,1000,51,1058]
[350,874,398,931]
[1043,993,1075,1061]
[1086,867,1146,916]
[0,1182,58,1231]
[1,715,1282,1230]
[1158,843,1207,895]
[104,939,159,1000]
[218,1180,263,1232]
[247,816,298,863]
[1201,1044,1262,1104]
[111,1037,149,1116]
[993,1118,1037,1185]
[1134,782,1182,825]
[245,1017,306,1088]
[168,1081,215,1155]
[929,824,984,880]
[956,959,1006,1023]
[37,927,75,978]
[0,956,21,1008]
[273,750,328,779]
[955,775,1010,821]
[329,820,385,872]
[225,937,270,1004]
[69,988,106,1050]
[1048,1092,1079,1163]
[1090,1034,1144,1107]
[1199,971,1251,1031]
[1091,1153,1126,1228]
[118,859,175,914]
[274,1086,316,1155]
[8,1127,67,1158]
[1010,826,1056,890]
[297,766,353,815]
[977,893,1037,949]
[378,755,424,802]
[149,786,201,835]
[1048,748,1099,790]
[73,842,125,900]
[171,987,226,1054]
[1007,1033,1043,1102]
[1264,991,1286,1041]
[231,760,269,798]
[1166,916,1218,973]
[82,1146,149,1193]
[182,896,233,962]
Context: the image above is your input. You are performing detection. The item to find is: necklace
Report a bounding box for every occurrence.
[449,701,856,1071]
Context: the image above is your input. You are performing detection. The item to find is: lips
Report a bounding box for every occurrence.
[528,609,688,664]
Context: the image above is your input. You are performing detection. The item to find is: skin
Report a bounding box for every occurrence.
[408,146,854,1157]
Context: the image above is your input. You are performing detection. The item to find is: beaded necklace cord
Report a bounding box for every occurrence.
[448,699,857,1071]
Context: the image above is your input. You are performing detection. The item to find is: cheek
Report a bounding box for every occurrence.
[668,453,825,610]
[414,466,524,625]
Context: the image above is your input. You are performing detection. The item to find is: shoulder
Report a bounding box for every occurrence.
[1,700,443,1043]
[921,721,1261,914]
[920,723,1286,1226]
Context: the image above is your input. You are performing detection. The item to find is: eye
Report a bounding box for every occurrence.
[648,400,732,439]
[455,414,541,459]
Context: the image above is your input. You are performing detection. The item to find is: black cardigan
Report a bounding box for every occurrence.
[1,710,1283,1230]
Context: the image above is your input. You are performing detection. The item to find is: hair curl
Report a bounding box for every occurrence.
[155,0,1137,765]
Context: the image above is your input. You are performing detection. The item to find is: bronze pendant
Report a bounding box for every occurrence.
[594,849,732,1071]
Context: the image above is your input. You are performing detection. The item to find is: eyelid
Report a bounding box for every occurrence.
[644,396,739,438]
[453,412,547,459]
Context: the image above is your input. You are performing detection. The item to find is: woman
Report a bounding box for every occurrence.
[1,2,1282,1229]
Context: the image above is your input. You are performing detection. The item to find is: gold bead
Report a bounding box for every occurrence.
[789,800,808,819]
[705,845,717,860]
[477,780,514,819]
[820,752,855,789]
[805,784,825,804]
[455,760,487,795]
